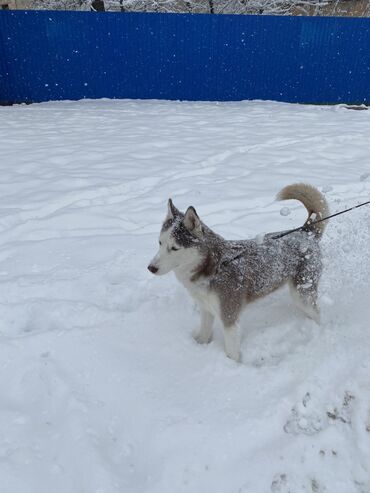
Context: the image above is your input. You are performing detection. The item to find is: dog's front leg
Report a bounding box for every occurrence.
[219,296,242,362]
[192,308,214,344]
[222,323,241,362]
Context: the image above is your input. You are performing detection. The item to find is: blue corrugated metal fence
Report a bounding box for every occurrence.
[0,10,370,104]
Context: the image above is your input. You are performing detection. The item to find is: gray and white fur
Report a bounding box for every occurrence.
[148,183,329,362]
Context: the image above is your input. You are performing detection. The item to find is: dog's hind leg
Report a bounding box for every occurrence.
[192,308,214,344]
[290,255,322,324]
[289,279,320,324]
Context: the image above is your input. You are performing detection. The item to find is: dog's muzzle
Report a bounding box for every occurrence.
[147,264,158,274]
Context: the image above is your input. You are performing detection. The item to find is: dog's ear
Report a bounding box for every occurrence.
[167,198,179,219]
[183,206,203,237]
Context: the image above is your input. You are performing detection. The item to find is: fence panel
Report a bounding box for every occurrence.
[0,10,369,104]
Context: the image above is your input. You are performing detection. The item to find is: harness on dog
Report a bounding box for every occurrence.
[271,199,370,240]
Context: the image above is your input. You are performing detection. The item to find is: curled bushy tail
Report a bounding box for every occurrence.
[277,183,329,236]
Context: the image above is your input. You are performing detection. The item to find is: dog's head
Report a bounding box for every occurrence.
[148,199,204,276]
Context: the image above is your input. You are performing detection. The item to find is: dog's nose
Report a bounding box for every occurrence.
[148,265,158,274]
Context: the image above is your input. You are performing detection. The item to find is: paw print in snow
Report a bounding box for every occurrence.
[284,392,326,436]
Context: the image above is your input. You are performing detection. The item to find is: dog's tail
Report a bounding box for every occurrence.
[277,183,329,237]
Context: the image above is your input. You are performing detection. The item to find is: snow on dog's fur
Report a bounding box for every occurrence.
[148,183,329,362]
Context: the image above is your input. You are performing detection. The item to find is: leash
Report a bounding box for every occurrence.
[218,198,369,268]
[271,199,370,240]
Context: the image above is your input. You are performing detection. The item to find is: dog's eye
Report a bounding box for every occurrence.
[159,241,162,246]
[171,246,179,251]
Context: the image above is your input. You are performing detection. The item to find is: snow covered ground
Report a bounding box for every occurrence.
[0,99,369,493]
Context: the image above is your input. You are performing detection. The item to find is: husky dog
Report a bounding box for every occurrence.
[148,184,329,362]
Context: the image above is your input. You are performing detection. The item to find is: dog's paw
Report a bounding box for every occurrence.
[224,346,242,363]
[192,329,212,344]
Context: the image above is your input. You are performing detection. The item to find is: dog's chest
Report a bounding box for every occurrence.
[175,271,219,315]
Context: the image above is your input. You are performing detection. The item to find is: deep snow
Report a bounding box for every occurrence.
[0,99,369,493]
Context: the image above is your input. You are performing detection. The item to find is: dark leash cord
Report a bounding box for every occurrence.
[271,199,370,240]
[219,199,370,267]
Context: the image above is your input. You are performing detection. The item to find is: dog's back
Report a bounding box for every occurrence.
[210,184,328,326]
